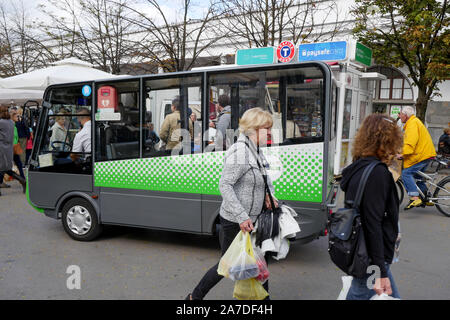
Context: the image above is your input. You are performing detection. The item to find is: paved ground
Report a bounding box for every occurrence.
[0,179,449,300]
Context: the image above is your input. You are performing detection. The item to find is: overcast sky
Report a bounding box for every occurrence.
[3,0,212,23]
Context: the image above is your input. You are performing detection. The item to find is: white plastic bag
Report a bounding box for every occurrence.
[370,293,400,300]
[217,231,259,281]
[337,276,353,300]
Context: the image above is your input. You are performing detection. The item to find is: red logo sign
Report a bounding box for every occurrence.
[277,41,295,63]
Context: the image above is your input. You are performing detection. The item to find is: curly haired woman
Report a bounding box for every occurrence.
[340,114,403,300]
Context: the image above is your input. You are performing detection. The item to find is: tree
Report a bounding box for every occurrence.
[214,0,345,48]
[39,0,137,74]
[121,0,225,72]
[352,0,450,121]
[0,1,45,77]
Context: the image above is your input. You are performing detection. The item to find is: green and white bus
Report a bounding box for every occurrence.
[27,62,338,243]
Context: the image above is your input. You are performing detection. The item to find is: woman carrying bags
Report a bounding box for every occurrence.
[339,114,402,299]
[186,107,277,300]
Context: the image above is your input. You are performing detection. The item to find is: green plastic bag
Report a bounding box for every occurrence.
[233,278,269,300]
[217,231,258,280]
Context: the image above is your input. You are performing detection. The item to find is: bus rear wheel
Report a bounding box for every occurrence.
[61,198,102,241]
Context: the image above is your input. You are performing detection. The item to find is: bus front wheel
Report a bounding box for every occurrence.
[61,198,103,241]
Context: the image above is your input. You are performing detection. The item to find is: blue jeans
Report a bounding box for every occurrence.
[402,159,430,197]
[346,263,400,300]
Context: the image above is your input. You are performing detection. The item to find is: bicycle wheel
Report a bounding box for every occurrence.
[433,176,450,217]
[396,179,405,205]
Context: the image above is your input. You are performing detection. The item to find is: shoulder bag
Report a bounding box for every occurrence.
[328,161,379,278]
[242,139,282,249]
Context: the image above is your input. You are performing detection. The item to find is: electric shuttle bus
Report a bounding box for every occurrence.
[27,62,338,243]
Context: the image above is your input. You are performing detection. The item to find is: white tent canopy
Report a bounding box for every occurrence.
[0,58,119,91]
[0,88,44,103]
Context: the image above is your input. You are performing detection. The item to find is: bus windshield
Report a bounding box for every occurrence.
[30,84,93,174]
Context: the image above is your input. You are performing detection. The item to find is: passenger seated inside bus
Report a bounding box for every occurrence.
[43,107,92,174]
[49,109,70,151]
[143,122,160,153]
[70,108,91,162]
[213,95,232,151]
[190,112,202,153]
[159,97,193,153]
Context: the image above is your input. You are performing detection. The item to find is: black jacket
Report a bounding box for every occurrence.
[15,120,30,139]
[438,133,450,155]
[340,157,399,278]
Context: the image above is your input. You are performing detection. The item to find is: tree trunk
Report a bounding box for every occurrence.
[415,87,428,123]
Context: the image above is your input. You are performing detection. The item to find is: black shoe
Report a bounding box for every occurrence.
[11,172,26,193]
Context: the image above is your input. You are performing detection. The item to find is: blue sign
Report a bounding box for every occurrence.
[299,41,347,62]
[281,46,291,57]
[82,85,92,97]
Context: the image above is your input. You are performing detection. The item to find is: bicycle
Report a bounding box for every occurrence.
[396,156,450,217]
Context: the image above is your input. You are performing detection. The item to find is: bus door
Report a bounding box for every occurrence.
[28,84,94,210]
[93,76,203,233]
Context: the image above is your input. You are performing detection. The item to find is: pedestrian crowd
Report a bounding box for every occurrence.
[186,103,443,300]
[0,104,31,196]
[0,99,445,300]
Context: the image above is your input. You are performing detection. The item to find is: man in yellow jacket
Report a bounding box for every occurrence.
[399,106,436,209]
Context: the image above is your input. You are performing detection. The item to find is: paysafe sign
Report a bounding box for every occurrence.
[299,41,347,62]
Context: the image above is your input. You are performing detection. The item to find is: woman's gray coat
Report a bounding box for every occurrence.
[0,119,14,172]
[219,134,275,225]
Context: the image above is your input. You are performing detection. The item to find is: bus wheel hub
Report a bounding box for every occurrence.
[67,205,92,235]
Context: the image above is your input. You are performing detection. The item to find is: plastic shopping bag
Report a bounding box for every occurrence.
[233,278,269,300]
[370,293,400,300]
[217,231,259,281]
[253,246,269,284]
[337,276,353,300]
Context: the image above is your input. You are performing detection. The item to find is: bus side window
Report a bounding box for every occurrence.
[95,81,140,162]
[143,75,202,158]
[208,67,325,148]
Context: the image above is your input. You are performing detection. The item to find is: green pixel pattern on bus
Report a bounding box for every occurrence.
[94,144,324,202]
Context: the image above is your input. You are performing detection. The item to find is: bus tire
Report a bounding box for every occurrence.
[61,198,103,241]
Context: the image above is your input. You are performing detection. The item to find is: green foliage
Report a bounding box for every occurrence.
[352,0,449,120]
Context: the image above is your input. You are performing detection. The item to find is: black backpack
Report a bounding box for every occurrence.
[328,161,379,279]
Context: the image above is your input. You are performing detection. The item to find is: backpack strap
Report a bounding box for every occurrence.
[353,161,380,209]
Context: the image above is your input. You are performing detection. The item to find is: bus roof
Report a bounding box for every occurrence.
[42,61,331,93]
